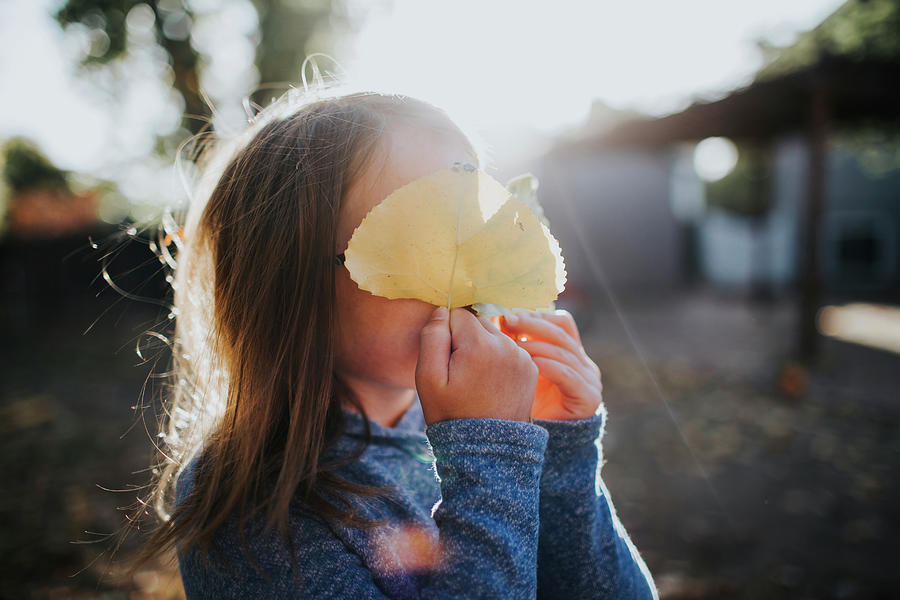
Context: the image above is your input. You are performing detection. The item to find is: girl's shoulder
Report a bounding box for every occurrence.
[174,453,200,510]
[174,453,376,597]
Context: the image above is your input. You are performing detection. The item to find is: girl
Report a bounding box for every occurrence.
[136,87,658,599]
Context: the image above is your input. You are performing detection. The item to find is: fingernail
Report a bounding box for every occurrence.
[433,306,448,318]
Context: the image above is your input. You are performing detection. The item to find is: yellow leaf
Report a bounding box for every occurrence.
[344,164,566,310]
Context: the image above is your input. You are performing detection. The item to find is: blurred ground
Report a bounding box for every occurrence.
[573,288,900,600]
[2,286,898,599]
[0,296,184,600]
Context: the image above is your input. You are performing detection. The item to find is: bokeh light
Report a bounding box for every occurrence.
[693,137,740,182]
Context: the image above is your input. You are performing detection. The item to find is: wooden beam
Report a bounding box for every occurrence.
[798,84,829,361]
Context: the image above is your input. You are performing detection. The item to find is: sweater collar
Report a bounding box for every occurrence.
[339,393,427,441]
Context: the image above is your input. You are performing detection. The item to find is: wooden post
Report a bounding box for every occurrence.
[749,140,775,303]
[798,85,828,361]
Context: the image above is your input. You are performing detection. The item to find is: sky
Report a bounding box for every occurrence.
[0,0,846,209]
[339,0,845,134]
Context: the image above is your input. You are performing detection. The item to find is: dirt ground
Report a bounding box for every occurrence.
[2,286,898,599]
[572,288,899,600]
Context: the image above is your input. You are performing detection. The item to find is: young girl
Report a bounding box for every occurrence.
[137,87,657,599]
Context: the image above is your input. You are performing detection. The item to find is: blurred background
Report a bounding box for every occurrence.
[2,0,899,598]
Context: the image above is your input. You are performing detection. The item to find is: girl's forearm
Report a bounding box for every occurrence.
[535,412,659,600]
[422,417,549,599]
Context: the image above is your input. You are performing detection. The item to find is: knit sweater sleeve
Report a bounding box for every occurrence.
[421,417,549,599]
[175,418,548,599]
[534,406,658,600]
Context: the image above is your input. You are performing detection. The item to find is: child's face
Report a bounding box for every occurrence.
[334,122,474,393]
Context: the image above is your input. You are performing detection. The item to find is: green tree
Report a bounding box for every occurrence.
[757,0,900,80]
[705,143,772,218]
[2,138,69,194]
[55,0,343,138]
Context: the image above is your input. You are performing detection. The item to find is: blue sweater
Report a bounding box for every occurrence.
[175,399,658,599]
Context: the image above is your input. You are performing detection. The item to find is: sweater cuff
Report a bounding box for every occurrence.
[425,418,549,464]
[533,403,607,452]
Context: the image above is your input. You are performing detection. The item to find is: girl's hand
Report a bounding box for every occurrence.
[498,310,603,422]
[416,306,538,425]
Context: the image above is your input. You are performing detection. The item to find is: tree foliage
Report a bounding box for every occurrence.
[757,0,900,80]
[705,143,773,219]
[2,139,70,194]
[55,0,342,138]
[56,0,206,136]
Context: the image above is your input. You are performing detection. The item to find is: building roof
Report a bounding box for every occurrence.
[552,54,900,154]
[551,0,900,153]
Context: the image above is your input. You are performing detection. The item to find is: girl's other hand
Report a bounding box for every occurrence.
[416,306,538,425]
[498,310,603,422]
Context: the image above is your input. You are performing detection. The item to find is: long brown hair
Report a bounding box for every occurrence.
[130,87,478,572]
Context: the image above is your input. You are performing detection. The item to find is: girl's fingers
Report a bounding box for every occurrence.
[448,308,491,350]
[503,313,592,369]
[532,356,601,403]
[537,310,583,346]
[516,339,593,383]
[477,314,503,335]
[416,306,451,387]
